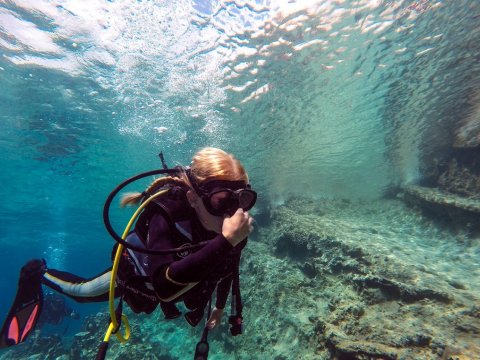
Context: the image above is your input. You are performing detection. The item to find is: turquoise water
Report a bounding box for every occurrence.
[1,0,479,359]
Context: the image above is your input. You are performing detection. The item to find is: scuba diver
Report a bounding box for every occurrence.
[0,147,256,359]
[37,292,80,328]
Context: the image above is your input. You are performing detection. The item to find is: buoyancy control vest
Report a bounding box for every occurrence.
[135,185,196,249]
[116,185,195,314]
[116,185,244,328]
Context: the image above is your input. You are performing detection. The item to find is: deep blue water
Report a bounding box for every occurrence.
[0,0,480,355]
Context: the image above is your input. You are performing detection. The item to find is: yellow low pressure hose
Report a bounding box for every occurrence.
[103,190,169,344]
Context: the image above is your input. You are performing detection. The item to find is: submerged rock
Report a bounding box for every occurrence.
[327,337,399,360]
[403,185,480,228]
[352,274,452,303]
[1,197,479,360]
[248,196,480,359]
[437,155,480,198]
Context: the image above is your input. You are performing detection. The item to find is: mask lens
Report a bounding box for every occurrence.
[209,189,257,214]
[209,191,235,214]
[238,190,256,210]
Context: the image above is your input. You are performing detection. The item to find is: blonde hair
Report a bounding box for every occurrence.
[120,147,248,207]
[189,147,248,183]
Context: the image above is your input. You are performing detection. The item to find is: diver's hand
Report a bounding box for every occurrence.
[222,208,253,246]
[206,307,224,329]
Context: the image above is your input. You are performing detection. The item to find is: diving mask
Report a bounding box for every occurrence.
[186,169,257,217]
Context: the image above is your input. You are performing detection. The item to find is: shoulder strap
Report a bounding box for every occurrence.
[135,186,193,246]
[151,186,192,226]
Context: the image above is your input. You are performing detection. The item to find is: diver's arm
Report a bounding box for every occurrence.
[152,235,234,302]
[146,212,232,301]
[146,212,235,282]
[154,240,246,304]
[165,209,250,284]
[169,234,234,282]
[151,209,250,302]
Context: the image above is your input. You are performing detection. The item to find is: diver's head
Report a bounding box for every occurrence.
[184,147,257,232]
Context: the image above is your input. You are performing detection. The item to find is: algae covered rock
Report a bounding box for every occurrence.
[1,196,478,360]
[250,196,480,359]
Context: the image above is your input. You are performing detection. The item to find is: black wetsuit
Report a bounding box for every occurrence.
[42,191,246,324]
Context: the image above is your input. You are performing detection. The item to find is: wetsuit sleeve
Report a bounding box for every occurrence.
[169,234,234,282]
[146,212,234,301]
[152,235,237,302]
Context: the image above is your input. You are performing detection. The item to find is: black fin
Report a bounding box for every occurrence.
[0,260,45,348]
